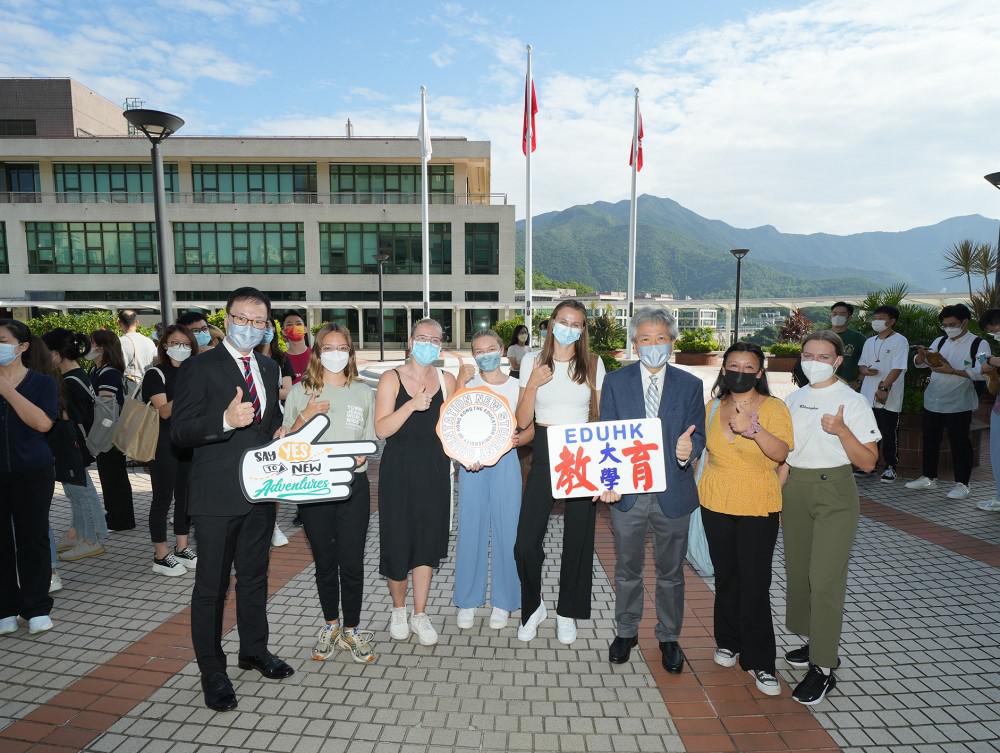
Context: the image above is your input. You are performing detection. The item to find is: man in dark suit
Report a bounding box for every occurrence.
[599,306,706,673]
[172,287,293,712]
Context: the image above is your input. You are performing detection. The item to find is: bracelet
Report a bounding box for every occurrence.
[741,411,762,438]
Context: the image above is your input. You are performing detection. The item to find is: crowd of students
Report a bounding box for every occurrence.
[5,287,996,713]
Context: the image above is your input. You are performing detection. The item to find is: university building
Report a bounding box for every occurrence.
[0,79,516,346]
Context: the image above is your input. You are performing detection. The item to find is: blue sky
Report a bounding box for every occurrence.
[2,0,999,235]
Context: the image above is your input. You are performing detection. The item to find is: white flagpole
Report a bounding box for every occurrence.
[626,87,640,360]
[525,45,534,339]
[420,85,431,318]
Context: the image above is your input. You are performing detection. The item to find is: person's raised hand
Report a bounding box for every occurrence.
[821,405,848,436]
[728,402,752,435]
[225,386,255,429]
[409,384,433,412]
[675,424,696,462]
[527,364,553,389]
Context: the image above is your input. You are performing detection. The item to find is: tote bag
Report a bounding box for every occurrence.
[112,368,162,463]
[685,399,718,577]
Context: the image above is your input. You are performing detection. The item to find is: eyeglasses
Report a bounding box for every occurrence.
[414,335,443,346]
[165,341,191,349]
[230,313,270,330]
[189,326,209,334]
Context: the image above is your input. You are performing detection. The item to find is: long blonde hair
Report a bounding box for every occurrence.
[301,323,359,393]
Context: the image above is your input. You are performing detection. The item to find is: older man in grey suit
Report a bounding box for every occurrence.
[598,307,706,672]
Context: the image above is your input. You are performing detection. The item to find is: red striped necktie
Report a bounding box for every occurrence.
[239,356,262,423]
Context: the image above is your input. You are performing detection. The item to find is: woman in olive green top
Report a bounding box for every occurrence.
[282,323,377,664]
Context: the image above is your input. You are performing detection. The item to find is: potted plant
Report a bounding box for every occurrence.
[766,341,801,372]
[674,327,721,366]
[587,306,625,372]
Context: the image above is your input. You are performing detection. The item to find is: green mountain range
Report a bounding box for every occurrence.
[515,195,1000,298]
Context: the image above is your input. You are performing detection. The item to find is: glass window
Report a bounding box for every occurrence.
[172,222,304,274]
[3,163,40,201]
[465,223,500,274]
[320,222,451,274]
[330,164,454,204]
[192,164,317,204]
[0,222,7,274]
[53,163,179,203]
[26,222,157,274]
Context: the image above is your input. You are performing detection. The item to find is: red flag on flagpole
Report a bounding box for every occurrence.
[629,109,644,171]
[522,77,537,155]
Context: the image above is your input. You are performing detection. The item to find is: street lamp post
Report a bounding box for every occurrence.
[984,173,1000,292]
[376,252,391,362]
[730,248,750,344]
[123,109,184,332]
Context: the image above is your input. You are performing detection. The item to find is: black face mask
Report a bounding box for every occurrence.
[723,369,757,394]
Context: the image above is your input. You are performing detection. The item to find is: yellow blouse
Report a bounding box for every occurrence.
[697,396,794,516]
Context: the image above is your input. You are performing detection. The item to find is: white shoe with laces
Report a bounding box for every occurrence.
[28,616,53,635]
[456,608,475,629]
[152,552,186,577]
[517,601,548,642]
[556,615,577,645]
[947,483,970,500]
[748,669,781,696]
[389,608,410,641]
[714,648,739,667]
[0,616,17,635]
[489,608,509,630]
[174,547,198,570]
[409,613,439,646]
[271,525,289,547]
[976,498,1000,512]
[904,476,936,490]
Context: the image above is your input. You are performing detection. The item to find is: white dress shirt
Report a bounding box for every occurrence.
[221,337,268,431]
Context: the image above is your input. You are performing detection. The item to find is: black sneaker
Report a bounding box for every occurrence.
[792,664,836,705]
[292,514,303,527]
[784,644,810,668]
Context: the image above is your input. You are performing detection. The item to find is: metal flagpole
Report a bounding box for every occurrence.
[626,87,639,360]
[525,45,534,339]
[420,85,431,318]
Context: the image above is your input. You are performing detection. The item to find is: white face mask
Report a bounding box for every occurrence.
[871,319,887,333]
[830,315,848,327]
[943,326,963,339]
[166,346,191,363]
[518,333,528,343]
[320,351,350,374]
[801,360,835,385]
[990,332,1000,341]
[85,348,100,361]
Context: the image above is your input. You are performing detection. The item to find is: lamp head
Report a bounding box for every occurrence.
[376,253,391,264]
[124,109,185,143]
[985,173,1000,190]
[730,248,750,260]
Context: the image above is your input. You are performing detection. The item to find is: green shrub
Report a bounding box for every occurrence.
[675,327,720,353]
[588,307,626,352]
[599,352,622,372]
[768,342,802,357]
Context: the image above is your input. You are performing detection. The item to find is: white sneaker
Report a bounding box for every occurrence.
[409,613,439,646]
[976,498,1000,512]
[0,616,17,635]
[28,616,53,635]
[904,476,936,490]
[58,540,105,562]
[49,571,63,594]
[174,547,198,570]
[748,669,781,696]
[56,534,77,553]
[517,601,548,642]
[389,607,410,641]
[152,552,187,577]
[489,607,510,630]
[556,615,577,645]
[456,608,476,629]
[714,648,739,667]
[947,483,970,500]
[271,525,289,547]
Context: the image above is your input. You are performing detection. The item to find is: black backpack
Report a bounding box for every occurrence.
[933,336,987,398]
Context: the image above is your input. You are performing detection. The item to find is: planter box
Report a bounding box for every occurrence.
[766,355,798,372]
[674,351,722,367]
[895,412,985,475]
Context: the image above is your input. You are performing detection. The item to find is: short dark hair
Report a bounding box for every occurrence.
[157,324,199,365]
[176,311,209,328]
[711,342,771,399]
[118,309,138,327]
[979,308,1000,329]
[939,303,971,323]
[226,287,271,317]
[831,301,854,315]
[873,305,900,321]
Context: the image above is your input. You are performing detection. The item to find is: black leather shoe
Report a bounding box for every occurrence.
[660,641,685,673]
[237,653,295,679]
[609,635,638,664]
[201,671,237,712]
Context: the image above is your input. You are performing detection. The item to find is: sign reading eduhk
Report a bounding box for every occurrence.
[240,415,377,504]
[546,419,666,499]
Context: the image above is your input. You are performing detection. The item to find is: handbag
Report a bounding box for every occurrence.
[66,372,120,456]
[49,416,89,487]
[686,398,718,577]
[112,368,162,463]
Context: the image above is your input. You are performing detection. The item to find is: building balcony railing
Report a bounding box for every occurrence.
[0,191,509,206]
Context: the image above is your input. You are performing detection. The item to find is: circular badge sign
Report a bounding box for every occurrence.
[436,387,515,468]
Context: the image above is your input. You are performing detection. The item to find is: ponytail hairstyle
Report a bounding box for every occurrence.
[42,327,89,364]
[302,323,358,394]
[537,300,597,387]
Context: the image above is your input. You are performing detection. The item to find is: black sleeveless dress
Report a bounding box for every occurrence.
[378,369,451,580]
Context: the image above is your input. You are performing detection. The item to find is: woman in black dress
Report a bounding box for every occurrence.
[374,318,456,647]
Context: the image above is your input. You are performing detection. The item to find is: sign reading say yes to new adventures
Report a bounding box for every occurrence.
[240,415,377,504]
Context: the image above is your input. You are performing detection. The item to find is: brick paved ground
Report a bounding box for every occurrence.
[1,359,998,753]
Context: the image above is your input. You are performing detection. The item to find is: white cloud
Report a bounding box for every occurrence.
[430,44,457,68]
[157,0,301,25]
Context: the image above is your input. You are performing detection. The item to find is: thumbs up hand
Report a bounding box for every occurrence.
[675,424,697,463]
[225,386,256,429]
[728,401,753,435]
[821,404,847,436]
[408,384,433,413]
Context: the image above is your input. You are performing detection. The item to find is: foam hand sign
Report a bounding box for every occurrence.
[240,415,377,504]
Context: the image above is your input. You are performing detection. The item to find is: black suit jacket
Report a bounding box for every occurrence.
[171,344,282,517]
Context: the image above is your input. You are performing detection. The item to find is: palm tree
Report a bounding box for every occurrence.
[942,240,979,300]
[973,242,998,290]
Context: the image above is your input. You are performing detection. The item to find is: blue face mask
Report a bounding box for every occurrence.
[475,351,502,372]
[552,322,583,346]
[227,322,264,352]
[0,342,20,366]
[638,343,671,368]
[411,341,440,366]
[194,330,212,348]
[261,327,274,345]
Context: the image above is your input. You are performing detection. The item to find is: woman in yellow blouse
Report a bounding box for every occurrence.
[698,342,793,697]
